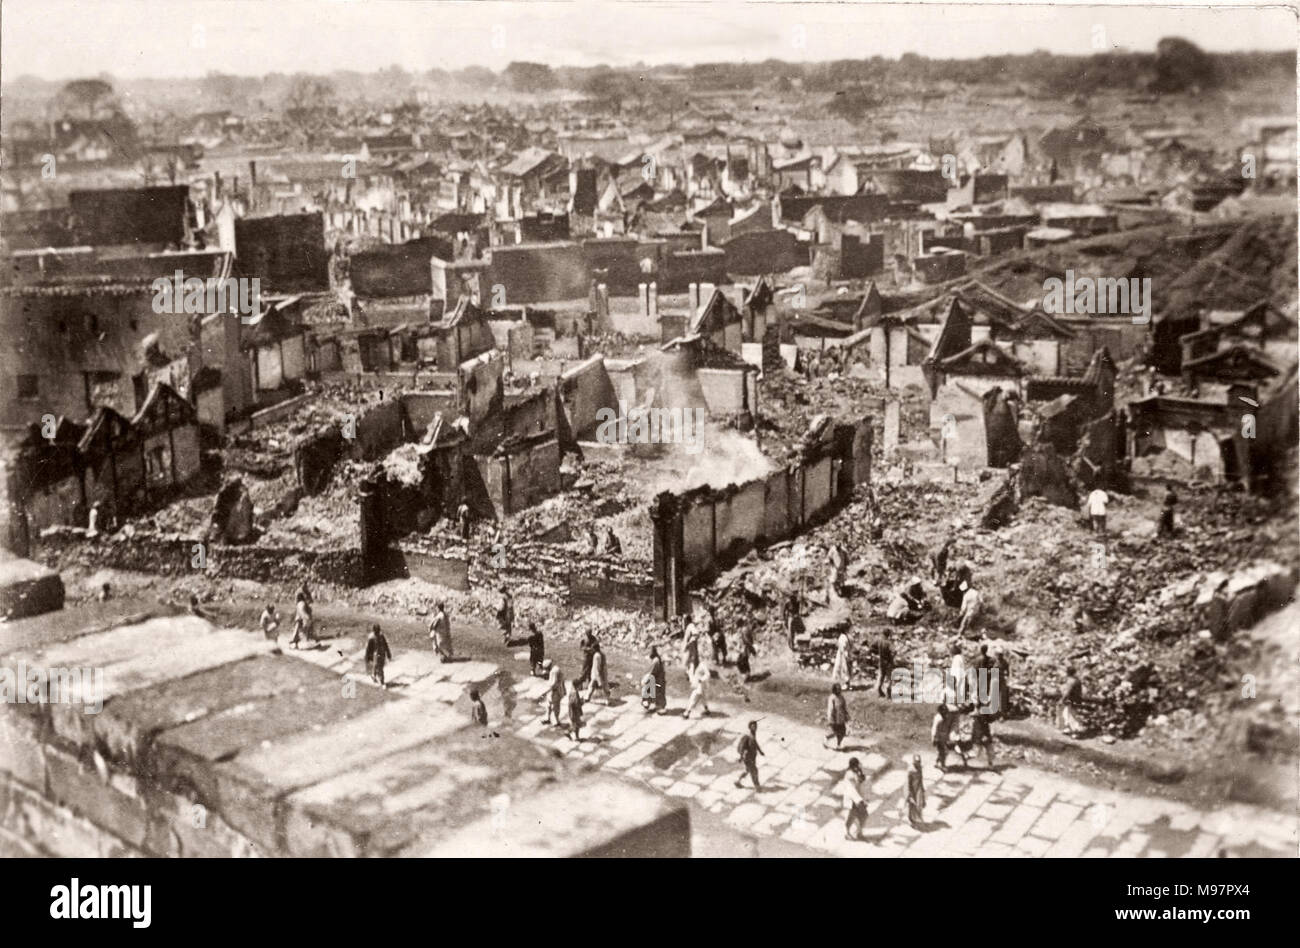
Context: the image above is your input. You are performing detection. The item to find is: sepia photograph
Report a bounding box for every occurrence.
[0,0,1296,885]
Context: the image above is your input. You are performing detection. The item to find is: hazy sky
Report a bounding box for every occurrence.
[3,0,1295,81]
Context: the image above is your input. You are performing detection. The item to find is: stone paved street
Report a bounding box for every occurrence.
[275,619,1296,859]
[498,668,1296,858]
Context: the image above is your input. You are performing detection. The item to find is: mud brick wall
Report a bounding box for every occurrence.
[559,356,618,441]
[568,572,655,614]
[33,529,365,587]
[654,416,871,610]
[394,547,471,591]
[473,435,562,519]
[0,607,688,857]
[660,249,728,294]
[487,242,589,304]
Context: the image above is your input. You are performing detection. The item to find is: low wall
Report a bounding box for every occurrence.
[33,528,365,587]
[569,571,655,614]
[394,546,471,591]
[0,606,689,857]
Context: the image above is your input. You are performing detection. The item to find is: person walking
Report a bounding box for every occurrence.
[290,592,317,649]
[579,629,599,686]
[734,720,764,790]
[831,630,853,690]
[543,661,565,726]
[994,647,1011,719]
[958,582,982,637]
[931,703,962,771]
[735,626,756,682]
[683,658,711,719]
[681,621,701,679]
[931,534,954,582]
[874,628,895,698]
[906,755,926,828]
[566,679,585,741]
[526,622,546,677]
[946,642,967,705]
[585,642,611,704]
[496,588,515,645]
[364,623,393,687]
[1158,484,1177,538]
[429,600,453,662]
[840,757,868,841]
[783,593,804,651]
[648,646,667,714]
[469,688,489,728]
[970,702,995,769]
[259,602,280,642]
[640,671,657,711]
[705,604,726,667]
[828,542,848,599]
[1058,666,1086,737]
[826,683,849,750]
[1087,486,1109,535]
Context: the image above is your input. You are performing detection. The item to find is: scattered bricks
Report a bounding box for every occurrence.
[411,775,690,858]
[94,653,342,774]
[152,677,392,814]
[212,698,466,852]
[42,742,150,850]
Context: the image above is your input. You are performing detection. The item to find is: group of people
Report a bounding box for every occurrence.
[583,525,623,556]
[535,626,615,741]
[257,582,320,651]
[836,754,929,840]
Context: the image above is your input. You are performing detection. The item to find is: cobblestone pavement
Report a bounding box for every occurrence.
[295,638,1296,858]
[505,676,1296,858]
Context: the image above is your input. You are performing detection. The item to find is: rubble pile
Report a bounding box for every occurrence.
[759,369,887,455]
[258,460,369,549]
[698,473,1298,742]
